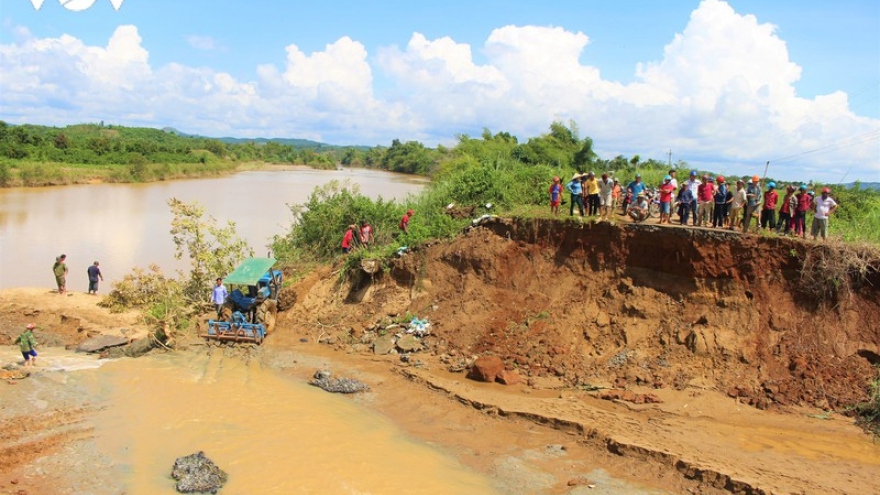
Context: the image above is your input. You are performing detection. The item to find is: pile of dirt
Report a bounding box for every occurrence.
[279,218,880,412]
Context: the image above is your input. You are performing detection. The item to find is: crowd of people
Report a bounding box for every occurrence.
[340,212,405,254]
[554,169,839,241]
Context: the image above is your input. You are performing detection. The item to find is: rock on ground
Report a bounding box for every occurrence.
[171,451,228,494]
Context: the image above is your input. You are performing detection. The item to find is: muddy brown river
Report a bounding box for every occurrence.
[0,167,426,290]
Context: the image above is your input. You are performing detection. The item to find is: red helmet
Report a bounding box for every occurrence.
[716,176,725,184]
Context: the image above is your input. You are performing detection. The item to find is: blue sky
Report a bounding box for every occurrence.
[1,0,878,182]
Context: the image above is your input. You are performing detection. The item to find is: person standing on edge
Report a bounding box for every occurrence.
[15,324,38,367]
[598,173,614,221]
[729,180,747,230]
[211,278,228,317]
[87,261,103,295]
[742,175,762,233]
[548,176,563,216]
[686,171,701,226]
[668,169,679,191]
[811,187,838,241]
[712,176,730,228]
[566,173,584,217]
[399,209,413,234]
[359,220,374,247]
[611,178,622,213]
[625,174,646,215]
[777,185,796,235]
[696,175,714,227]
[584,172,600,216]
[657,175,675,224]
[793,184,810,238]
[761,182,779,230]
[53,254,69,294]
[675,180,695,225]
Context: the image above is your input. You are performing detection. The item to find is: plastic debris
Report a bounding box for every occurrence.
[407,317,431,337]
[472,214,497,226]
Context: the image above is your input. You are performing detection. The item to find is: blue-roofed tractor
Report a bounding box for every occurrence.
[202,257,283,344]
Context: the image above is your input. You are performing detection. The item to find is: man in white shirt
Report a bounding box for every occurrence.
[686,171,701,226]
[811,187,838,241]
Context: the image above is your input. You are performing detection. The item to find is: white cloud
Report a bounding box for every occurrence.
[0,0,877,182]
[185,35,219,51]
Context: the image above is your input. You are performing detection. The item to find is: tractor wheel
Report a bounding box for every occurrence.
[276,287,296,312]
[257,300,278,334]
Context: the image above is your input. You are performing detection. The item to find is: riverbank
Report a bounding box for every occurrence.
[4,210,880,494]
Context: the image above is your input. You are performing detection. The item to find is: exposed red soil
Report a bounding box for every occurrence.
[285,218,880,415]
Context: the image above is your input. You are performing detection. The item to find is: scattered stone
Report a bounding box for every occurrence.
[599,389,663,404]
[170,451,228,494]
[299,338,308,343]
[76,334,129,353]
[373,334,395,355]
[396,334,421,352]
[309,371,370,394]
[496,369,521,386]
[467,355,504,382]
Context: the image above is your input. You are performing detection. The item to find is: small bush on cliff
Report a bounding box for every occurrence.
[853,368,880,438]
[798,243,880,303]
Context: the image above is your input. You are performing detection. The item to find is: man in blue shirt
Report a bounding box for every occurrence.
[211,278,228,317]
[566,173,585,216]
[625,174,646,213]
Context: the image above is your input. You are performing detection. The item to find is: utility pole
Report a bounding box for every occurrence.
[668,150,672,168]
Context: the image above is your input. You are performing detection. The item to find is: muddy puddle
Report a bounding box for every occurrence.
[12,350,497,494]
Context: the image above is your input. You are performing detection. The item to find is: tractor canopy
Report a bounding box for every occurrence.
[224,257,277,286]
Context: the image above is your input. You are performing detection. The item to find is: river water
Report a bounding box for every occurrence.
[0,167,425,290]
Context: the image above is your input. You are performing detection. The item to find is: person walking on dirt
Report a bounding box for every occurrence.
[566,173,585,217]
[760,182,779,230]
[87,261,103,295]
[15,323,38,367]
[53,254,68,295]
[399,210,413,234]
[211,278,228,317]
[548,176,563,216]
[598,173,614,221]
[811,188,838,241]
[742,176,762,233]
[793,185,810,238]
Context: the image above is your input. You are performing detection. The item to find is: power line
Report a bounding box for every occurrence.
[769,129,880,164]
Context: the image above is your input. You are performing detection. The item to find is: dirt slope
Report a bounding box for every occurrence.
[285,218,880,411]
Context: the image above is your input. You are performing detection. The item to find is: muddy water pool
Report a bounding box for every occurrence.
[2,348,496,494]
[0,167,425,290]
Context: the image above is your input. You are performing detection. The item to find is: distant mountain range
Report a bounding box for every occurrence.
[161,127,370,150]
[844,182,880,190]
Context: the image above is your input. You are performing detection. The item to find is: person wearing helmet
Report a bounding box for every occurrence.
[811,187,838,241]
[742,175,762,234]
[776,184,797,235]
[675,178,696,225]
[628,192,650,223]
[657,175,675,224]
[793,185,811,238]
[548,176,563,216]
[760,181,779,230]
[713,176,731,228]
[685,171,701,225]
[696,175,715,227]
[624,174,646,215]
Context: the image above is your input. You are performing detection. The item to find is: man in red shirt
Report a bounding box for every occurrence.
[657,175,675,224]
[793,185,811,238]
[399,209,413,234]
[776,185,796,235]
[760,182,779,230]
[341,225,355,254]
[696,175,715,227]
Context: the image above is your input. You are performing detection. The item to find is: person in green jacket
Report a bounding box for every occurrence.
[15,323,38,366]
[53,254,68,294]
